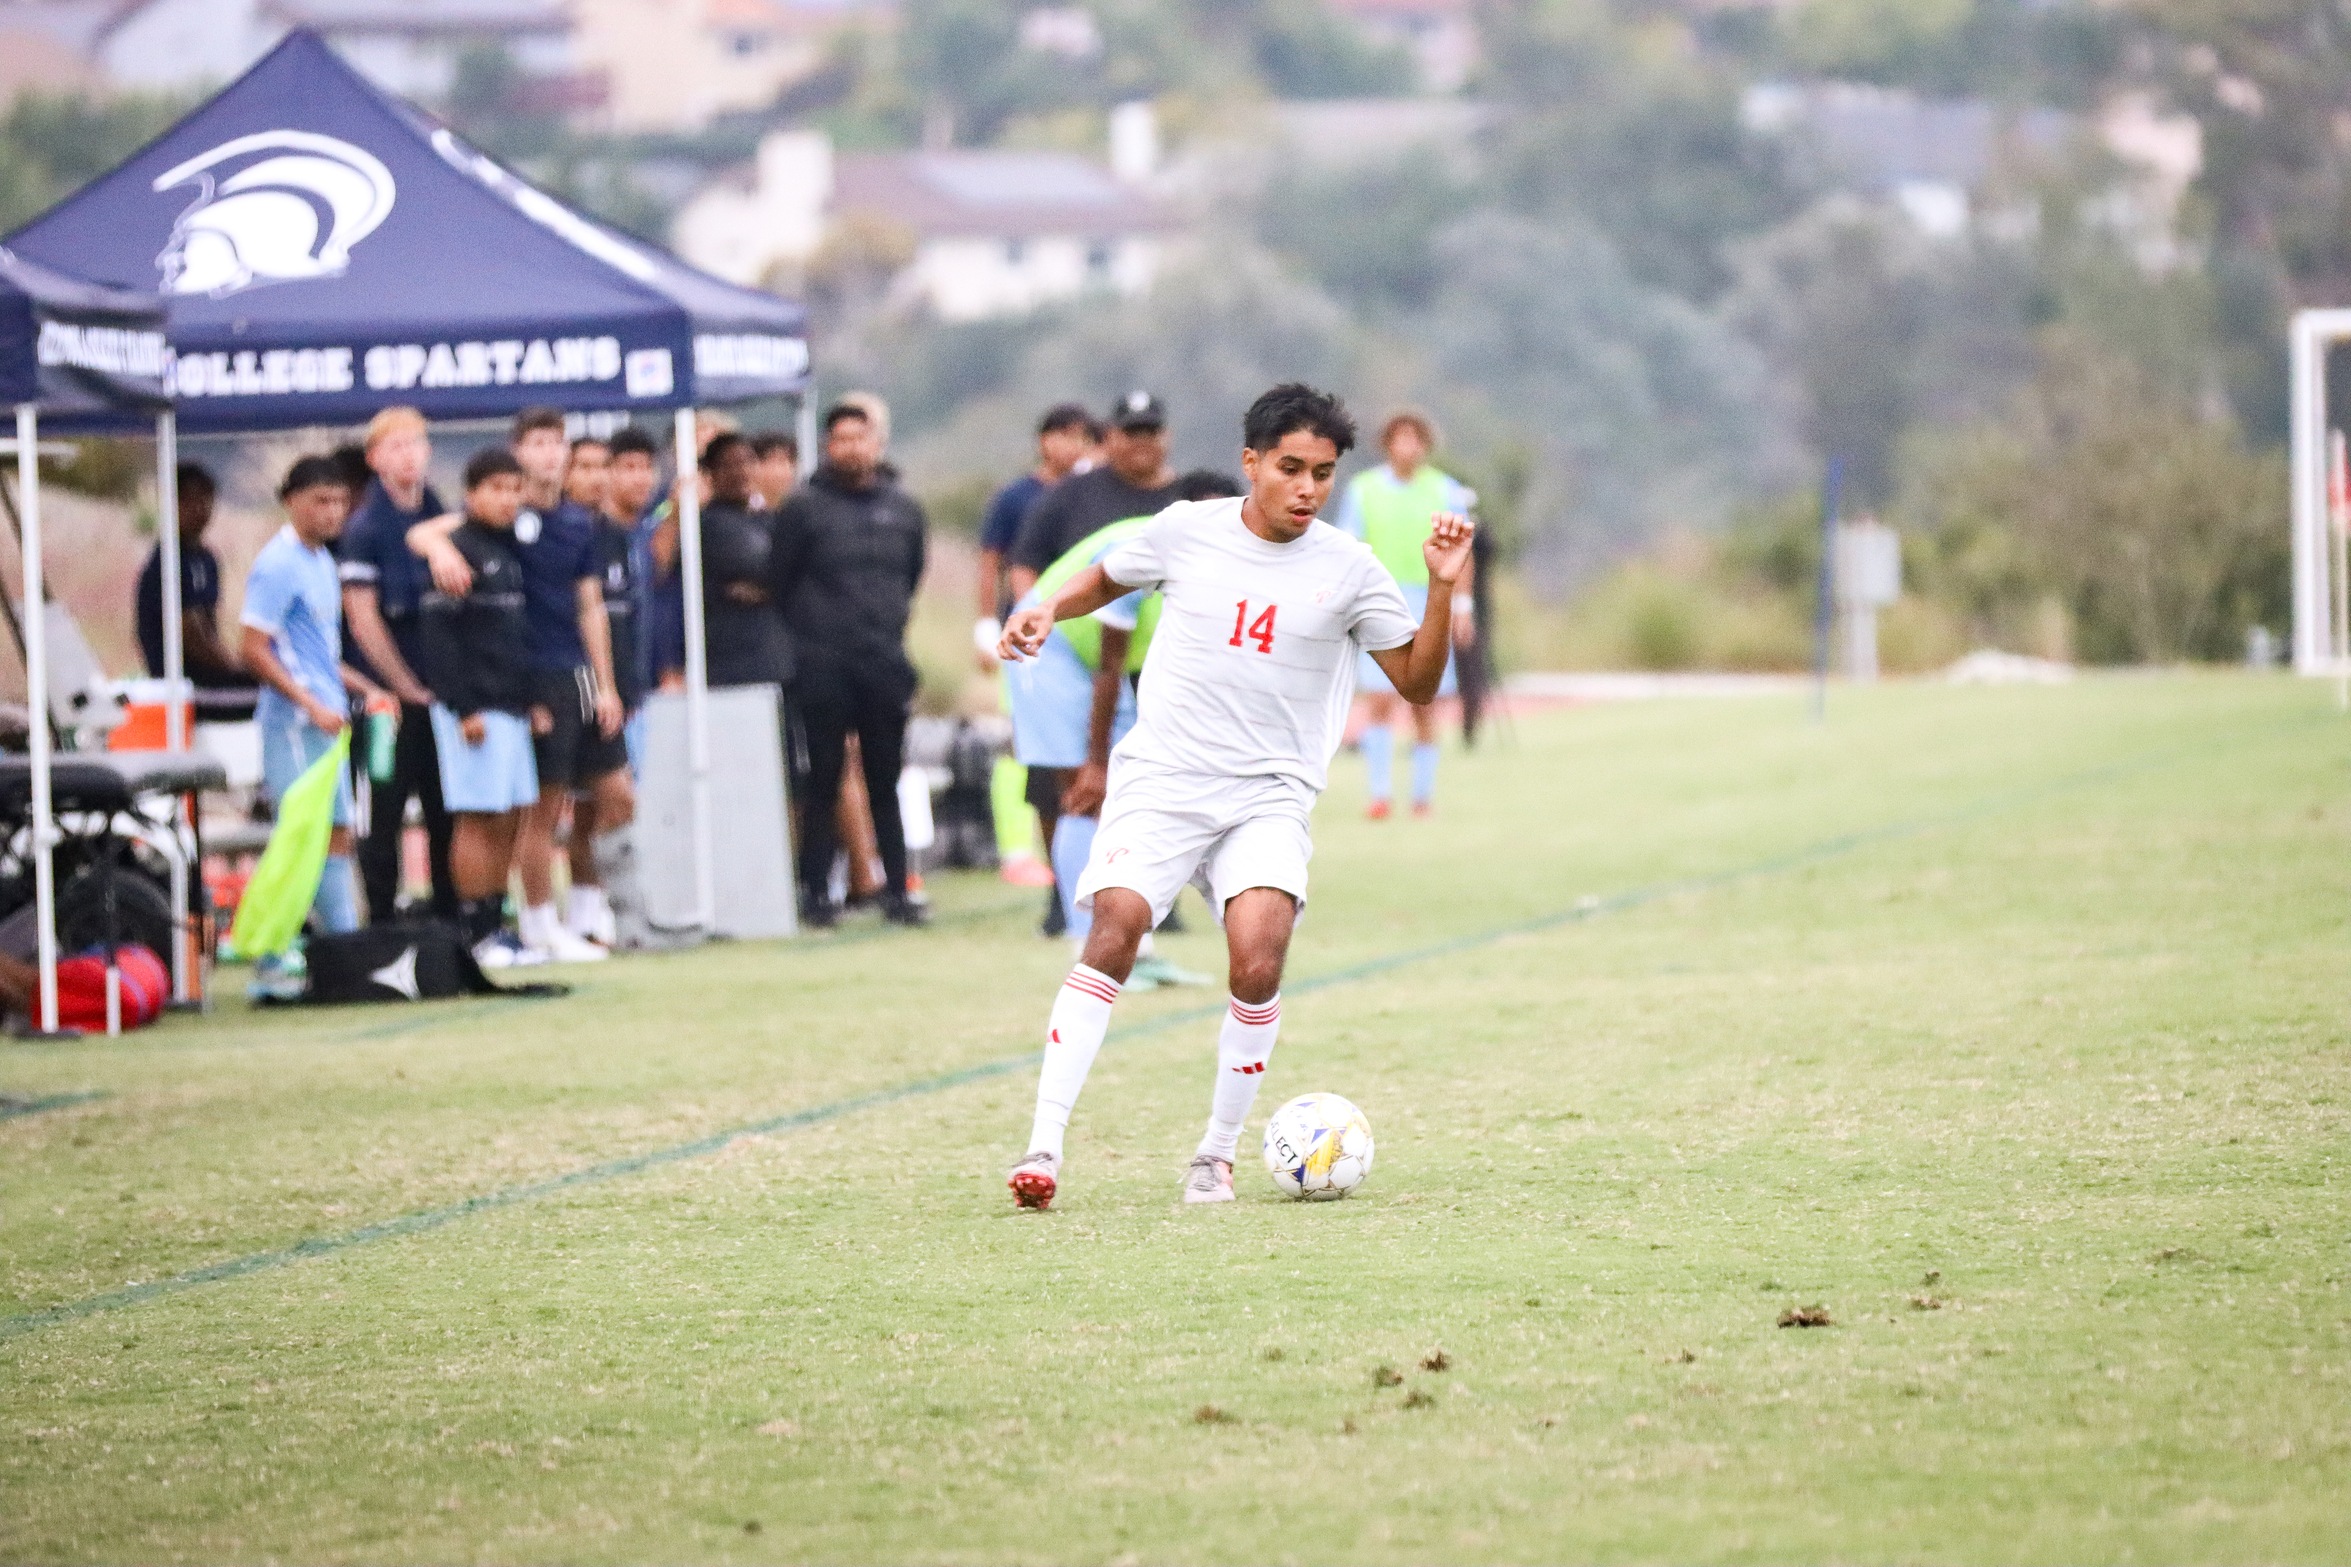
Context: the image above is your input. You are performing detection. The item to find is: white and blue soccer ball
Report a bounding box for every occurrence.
[1262,1092,1374,1200]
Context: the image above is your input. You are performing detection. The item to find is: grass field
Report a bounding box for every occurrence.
[3,673,2347,1563]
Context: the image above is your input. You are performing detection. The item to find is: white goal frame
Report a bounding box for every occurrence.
[2288,310,2351,673]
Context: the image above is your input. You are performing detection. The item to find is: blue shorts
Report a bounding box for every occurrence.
[1355,583,1454,699]
[259,707,355,827]
[623,707,648,780]
[429,705,540,813]
[1005,632,1135,769]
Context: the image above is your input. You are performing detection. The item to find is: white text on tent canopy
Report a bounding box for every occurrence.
[365,336,624,392]
[174,347,355,397]
[694,334,809,384]
[36,321,172,377]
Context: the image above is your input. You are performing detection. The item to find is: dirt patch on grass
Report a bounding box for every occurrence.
[1778,1305,1834,1328]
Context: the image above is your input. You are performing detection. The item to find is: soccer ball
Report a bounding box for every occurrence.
[1262,1092,1374,1200]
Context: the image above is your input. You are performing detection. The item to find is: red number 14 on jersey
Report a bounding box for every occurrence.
[1229,600,1278,654]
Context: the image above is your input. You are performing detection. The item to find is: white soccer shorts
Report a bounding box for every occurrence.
[1073,759,1313,926]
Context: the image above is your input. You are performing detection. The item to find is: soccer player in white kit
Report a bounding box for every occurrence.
[996,384,1474,1207]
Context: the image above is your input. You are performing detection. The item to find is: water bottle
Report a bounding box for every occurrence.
[365,702,398,783]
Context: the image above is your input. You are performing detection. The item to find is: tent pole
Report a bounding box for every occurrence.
[156,410,191,1004]
[674,406,715,930]
[17,405,58,1032]
[157,412,183,749]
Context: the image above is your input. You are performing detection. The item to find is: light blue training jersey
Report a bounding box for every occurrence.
[239,524,344,729]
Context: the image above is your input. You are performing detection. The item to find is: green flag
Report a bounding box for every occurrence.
[229,729,350,959]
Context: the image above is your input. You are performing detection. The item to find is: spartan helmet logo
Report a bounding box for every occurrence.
[151,130,396,298]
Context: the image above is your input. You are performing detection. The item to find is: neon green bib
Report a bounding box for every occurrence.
[1033,516,1161,674]
[1351,466,1456,586]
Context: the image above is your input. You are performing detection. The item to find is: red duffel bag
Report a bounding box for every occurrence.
[55,945,170,1031]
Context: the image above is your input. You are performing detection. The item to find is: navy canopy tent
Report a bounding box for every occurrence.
[0,248,172,417]
[5,28,808,430]
[2,246,174,1031]
[6,29,815,934]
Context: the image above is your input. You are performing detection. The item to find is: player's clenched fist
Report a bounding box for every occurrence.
[1424,511,1475,585]
[998,604,1055,662]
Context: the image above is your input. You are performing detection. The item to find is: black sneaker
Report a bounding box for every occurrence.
[882,892,931,928]
[799,894,838,931]
[1040,881,1066,938]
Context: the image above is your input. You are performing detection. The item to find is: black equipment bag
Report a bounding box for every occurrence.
[299,920,567,1004]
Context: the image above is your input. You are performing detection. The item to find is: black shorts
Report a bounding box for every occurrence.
[531,666,629,792]
[1024,763,1066,817]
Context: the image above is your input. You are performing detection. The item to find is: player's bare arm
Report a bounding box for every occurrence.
[1368,511,1476,704]
[406,511,472,595]
[997,564,1130,661]
[574,576,625,736]
[1064,622,1130,816]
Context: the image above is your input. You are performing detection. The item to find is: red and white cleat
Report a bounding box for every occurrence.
[1366,799,1392,821]
[1181,1154,1235,1204]
[1008,1150,1059,1210]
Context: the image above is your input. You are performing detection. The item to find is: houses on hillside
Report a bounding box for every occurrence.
[673,104,1176,320]
[0,0,883,123]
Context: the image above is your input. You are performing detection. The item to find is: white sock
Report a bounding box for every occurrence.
[1027,964,1121,1160]
[566,884,608,935]
[1198,994,1280,1162]
[519,901,558,948]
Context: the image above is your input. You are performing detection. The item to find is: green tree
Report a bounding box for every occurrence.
[0,90,187,234]
[1480,0,1806,302]
[1722,198,2037,508]
[1415,209,1800,580]
[1901,330,2288,661]
[1252,148,1478,314]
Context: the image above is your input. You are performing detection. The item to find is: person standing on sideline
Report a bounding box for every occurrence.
[749,431,799,509]
[977,403,1092,654]
[411,411,627,960]
[418,449,543,970]
[977,403,1093,900]
[338,407,458,921]
[691,432,795,692]
[239,456,385,996]
[1336,410,1476,819]
[1006,391,1180,603]
[772,400,929,929]
[601,426,661,770]
[137,461,258,720]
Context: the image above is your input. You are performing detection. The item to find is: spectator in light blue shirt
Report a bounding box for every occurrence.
[238,456,385,985]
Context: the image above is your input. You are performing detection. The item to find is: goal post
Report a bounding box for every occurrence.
[2288,309,2351,673]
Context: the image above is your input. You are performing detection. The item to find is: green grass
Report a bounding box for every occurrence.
[2,673,2347,1563]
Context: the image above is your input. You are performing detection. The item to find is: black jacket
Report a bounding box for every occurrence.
[771,464,927,674]
[699,500,794,689]
[419,520,533,718]
[1008,465,1180,576]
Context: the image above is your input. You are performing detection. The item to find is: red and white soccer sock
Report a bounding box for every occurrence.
[1197,994,1280,1162]
[1026,963,1122,1161]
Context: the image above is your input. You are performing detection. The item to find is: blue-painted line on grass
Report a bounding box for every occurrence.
[0,1091,106,1124]
[0,719,2300,1344]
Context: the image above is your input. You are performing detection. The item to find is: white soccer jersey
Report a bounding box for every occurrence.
[1099,497,1419,793]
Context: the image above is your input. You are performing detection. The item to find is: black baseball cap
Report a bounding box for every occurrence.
[1109,389,1166,431]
